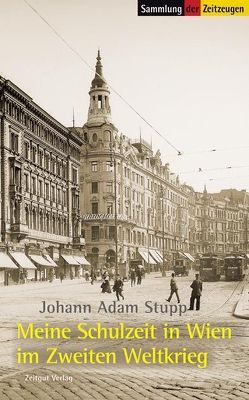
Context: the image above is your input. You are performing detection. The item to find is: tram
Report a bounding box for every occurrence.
[173,259,189,276]
[224,254,246,281]
[199,254,223,281]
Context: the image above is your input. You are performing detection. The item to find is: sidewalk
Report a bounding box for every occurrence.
[233,280,249,319]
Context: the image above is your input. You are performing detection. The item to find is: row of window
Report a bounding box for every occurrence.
[124,158,170,180]
[25,207,69,236]
[91,202,113,214]
[196,208,241,221]
[24,175,67,205]
[196,221,240,231]
[7,102,79,157]
[91,182,185,218]
[196,232,239,243]
[89,199,180,229]
[91,161,114,172]
[10,135,79,183]
[91,181,120,194]
[90,179,187,212]
[90,225,178,249]
[91,226,115,241]
[23,141,72,177]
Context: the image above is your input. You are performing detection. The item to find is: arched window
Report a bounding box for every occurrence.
[104,130,111,142]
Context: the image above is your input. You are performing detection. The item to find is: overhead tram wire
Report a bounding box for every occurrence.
[23,0,182,156]
[164,144,249,158]
[176,164,249,175]
[183,173,249,183]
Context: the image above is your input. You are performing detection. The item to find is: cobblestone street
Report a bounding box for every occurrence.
[0,271,248,399]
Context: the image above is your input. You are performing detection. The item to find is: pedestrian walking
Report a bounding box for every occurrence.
[101,274,111,293]
[189,273,203,310]
[90,269,96,285]
[136,267,142,285]
[59,271,64,283]
[70,270,74,280]
[166,273,180,303]
[130,268,136,287]
[85,270,90,281]
[113,275,124,301]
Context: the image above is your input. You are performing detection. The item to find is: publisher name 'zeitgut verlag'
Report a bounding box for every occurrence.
[39,300,187,316]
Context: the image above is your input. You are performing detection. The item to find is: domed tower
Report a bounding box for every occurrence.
[80,51,119,270]
[87,50,112,125]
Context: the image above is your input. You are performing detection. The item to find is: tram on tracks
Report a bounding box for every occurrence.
[224,254,246,281]
[199,254,223,281]
[173,259,189,276]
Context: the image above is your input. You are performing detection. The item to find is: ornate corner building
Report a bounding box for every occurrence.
[79,51,191,270]
[0,77,85,285]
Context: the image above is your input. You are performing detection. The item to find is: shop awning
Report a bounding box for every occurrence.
[29,255,52,267]
[178,252,195,262]
[43,254,58,267]
[156,251,164,262]
[61,255,80,265]
[149,250,162,263]
[184,253,195,262]
[73,256,91,266]
[138,249,156,264]
[10,252,36,270]
[0,253,18,269]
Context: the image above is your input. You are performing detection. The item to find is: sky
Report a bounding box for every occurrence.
[1,0,249,193]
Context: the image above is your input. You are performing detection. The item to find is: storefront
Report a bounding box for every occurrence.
[138,248,157,272]
[60,255,80,279]
[29,254,55,281]
[9,252,37,282]
[0,252,19,285]
[73,255,91,277]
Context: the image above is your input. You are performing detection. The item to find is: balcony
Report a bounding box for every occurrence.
[9,184,22,197]
[81,213,128,223]
[10,223,28,240]
[73,237,85,245]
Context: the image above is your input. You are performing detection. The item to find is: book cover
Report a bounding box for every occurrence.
[0,1,248,399]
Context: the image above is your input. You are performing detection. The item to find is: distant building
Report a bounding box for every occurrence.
[0,76,85,285]
[195,188,249,256]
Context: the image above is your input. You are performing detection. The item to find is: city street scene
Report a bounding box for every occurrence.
[1,0,249,399]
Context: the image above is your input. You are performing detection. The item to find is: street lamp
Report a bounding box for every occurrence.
[160,186,166,277]
[147,208,151,274]
[110,144,118,276]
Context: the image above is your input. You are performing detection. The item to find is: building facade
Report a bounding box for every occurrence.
[195,188,249,256]
[79,52,191,271]
[0,76,85,284]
